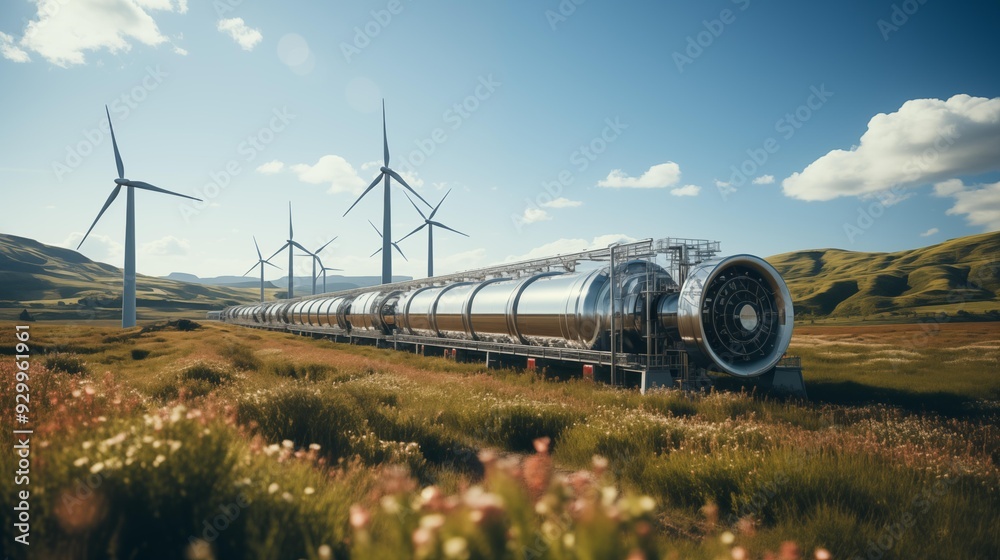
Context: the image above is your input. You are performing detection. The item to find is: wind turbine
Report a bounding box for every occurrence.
[343,100,431,284]
[266,203,310,299]
[398,189,468,277]
[368,220,407,263]
[294,237,338,295]
[317,262,343,293]
[77,105,202,328]
[243,236,281,303]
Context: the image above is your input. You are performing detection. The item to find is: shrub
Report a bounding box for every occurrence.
[44,354,88,375]
[131,348,151,360]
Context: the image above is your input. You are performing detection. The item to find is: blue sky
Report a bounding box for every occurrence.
[1,0,998,280]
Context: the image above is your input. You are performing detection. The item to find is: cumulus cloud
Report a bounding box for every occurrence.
[783,95,1000,201]
[919,227,939,238]
[752,175,775,185]
[288,155,366,194]
[255,160,285,174]
[16,0,187,67]
[669,184,701,197]
[141,235,190,256]
[597,162,681,189]
[540,197,583,208]
[63,232,123,263]
[517,207,551,225]
[506,234,637,262]
[217,17,262,51]
[0,32,30,62]
[933,179,1000,232]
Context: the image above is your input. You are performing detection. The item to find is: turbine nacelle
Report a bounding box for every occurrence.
[114,178,129,185]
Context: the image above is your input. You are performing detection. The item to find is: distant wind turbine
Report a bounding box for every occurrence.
[343,100,430,284]
[294,237,338,295]
[368,220,407,262]
[242,236,281,304]
[266,203,310,299]
[398,189,468,277]
[316,256,343,294]
[77,105,202,328]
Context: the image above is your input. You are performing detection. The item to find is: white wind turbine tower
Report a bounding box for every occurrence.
[77,106,202,328]
[243,236,281,303]
[343,100,431,284]
[294,237,338,295]
[266,202,311,299]
[398,189,468,277]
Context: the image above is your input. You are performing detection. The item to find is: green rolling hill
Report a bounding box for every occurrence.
[0,233,265,321]
[767,231,1000,319]
[2,231,998,322]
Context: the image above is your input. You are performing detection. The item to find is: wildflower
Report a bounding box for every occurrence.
[281,492,293,503]
[74,457,89,467]
[303,487,315,495]
[350,505,370,530]
[814,549,831,560]
[420,513,445,531]
[443,536,468,559]
[268,483,279,494]
[720,531,736,545]
[281,439,294,449]
[153,455,166,467]
[592,455,609,476]
[169,441,182,452]
[82,441,93,450]
[732,547,749,560]
[318,544,333,560]
[90,462,104,474]
[381,495,401,514]
[309,443,321,451]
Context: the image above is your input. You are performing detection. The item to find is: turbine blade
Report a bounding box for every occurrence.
[77,185,122,249]
[403,191,427,220]
[386,169,431,207]
[382,99,389,167]
[428,189,451,220]
[316,236,338,254]
[288,202,293,239]
[393,243,408,261]
[266,242,289,261]
[106,105,124,179]
[368,219,382,237]
[290,241,313,255]
[429,220,469,237]
[370,248,382,258]
[396,222,427,243]
[243,263,258,277]
[263,260,281,270]
[127,181,202,202]
[253,236,262,260]
[343,173,384,216]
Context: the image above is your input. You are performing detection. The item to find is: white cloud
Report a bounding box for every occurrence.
[17,0,187,67]
[517,207,551,225]
[289,155,366,194]
[783,95,1000,201]
[0,32,30,63]
[172,45,187,56]
[505,234,637,262]
[217,18,262,51]
[669,184,701,197]
[541,197,583,209]
[919,227,939,238]
[255,160,285,174]
[141,235,190,256]
[934,179,1000,232]
[63,232,123,263]
[752,175,775,185]
[361,160,425,189]
[597,162,681,189]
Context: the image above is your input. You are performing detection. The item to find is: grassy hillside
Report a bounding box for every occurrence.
[768,231,1000,319]
[0,321,996,559]
[0,233,271,321]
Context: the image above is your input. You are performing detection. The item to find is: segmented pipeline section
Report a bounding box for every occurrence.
[218,238,794,378]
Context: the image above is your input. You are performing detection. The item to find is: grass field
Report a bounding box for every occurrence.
[0,320,997,559]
